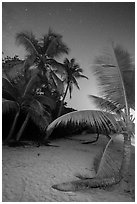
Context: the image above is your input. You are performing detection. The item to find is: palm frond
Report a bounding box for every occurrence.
[122,69,135,110]
[71,76,80,90]
[29,100,50,131]
[48,59,67,79]
[74,73,88,79]
[114,46,133,72]
[2,99,19,113]
[45,29,69,58]
[50,70,64,95]
[89,95,123,115]
[2,77,20,100]
[24,54,37,68]
[93,45,134,110]
[16,31,40,56]
[95,135,122,178]
[46,110,122,138]
[34,94,56,110]
[74,68,83,73]
[41,34,50,54]
[51,134,122,192]
[23,73,40,97]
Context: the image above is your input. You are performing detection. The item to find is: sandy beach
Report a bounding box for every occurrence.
[2,134,135,202]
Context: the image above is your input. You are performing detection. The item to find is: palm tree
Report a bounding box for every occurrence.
[57,58,88,117]
[44,44,135,192]
[90,44,135,187]
[3,75,56,143]
[16,29,69,95]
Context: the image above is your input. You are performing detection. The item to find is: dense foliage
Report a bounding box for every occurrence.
[46,44,135,192]
[2,29,88,142]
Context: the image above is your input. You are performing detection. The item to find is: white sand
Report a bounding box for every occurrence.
[2,134,134,202]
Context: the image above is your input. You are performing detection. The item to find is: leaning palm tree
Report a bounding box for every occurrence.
[3,75,56,143]
[57,58,88,117]
[90,45,135,187]
[16,29,69,95]
[45,109,123,191]
[44,44,135,192]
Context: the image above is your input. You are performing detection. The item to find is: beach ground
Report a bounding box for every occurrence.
[2,134,135,202]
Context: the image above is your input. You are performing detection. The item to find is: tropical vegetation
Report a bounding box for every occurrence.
[2,29,88,142]
[45,44,135,192]
[16,29,69,98]
[2,27,135,193]
[3,75,56,143]
[57,58,88,117]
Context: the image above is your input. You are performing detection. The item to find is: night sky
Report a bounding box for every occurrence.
[2,2,135,111]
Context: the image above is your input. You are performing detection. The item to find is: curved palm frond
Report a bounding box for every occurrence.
[93,45,134,111]
[46,110,122,139]
[2,77,20,100]
[24,54,37,69]
[71,76,80,90]
[34,94,56,111]
[22,72,40,97]
[45,29,69,58]
[2,99,19,113]
[122,69,135,110]
[16,31,40,56]
[52,134,122,192]
[48,59,67,78]
[50,70,64,95]
[74,73,88,79]
[95,135,122,178]
[75,68,83,73]
[41,34,50,54]
[29,100,50,131]
[89,95,123,115]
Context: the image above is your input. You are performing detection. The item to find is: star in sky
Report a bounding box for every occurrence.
[79,19,83,24]
[66,8,72,12]
[9,25,12,30]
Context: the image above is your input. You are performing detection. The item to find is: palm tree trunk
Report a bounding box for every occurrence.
[43,83,69,142]
[120,133,131,176]
[4,110,20,143]
[16,113,30,141]
[57,82,70,117]
[118,101,132,189]
[119,132,131,191]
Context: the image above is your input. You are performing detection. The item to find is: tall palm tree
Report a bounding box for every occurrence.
[57,58,88,117]
[90,44,135,186]
[44,45,135,192]
[16,29,69,95]
[3,75,56,143]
